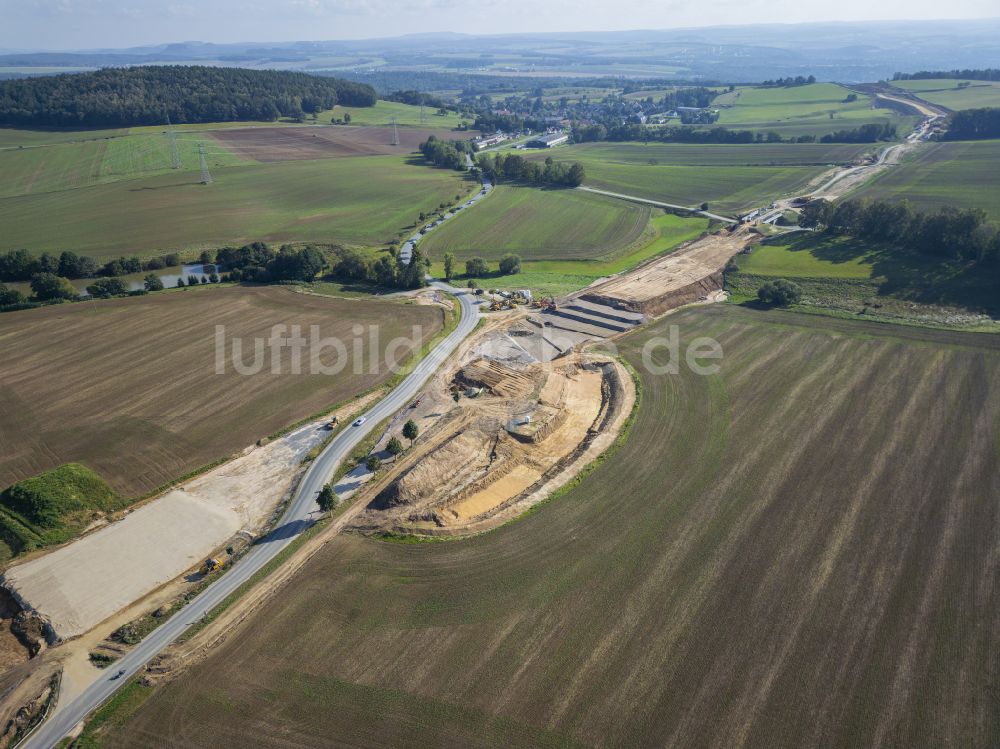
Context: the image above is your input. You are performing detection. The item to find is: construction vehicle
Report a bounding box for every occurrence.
[201,557,223,574]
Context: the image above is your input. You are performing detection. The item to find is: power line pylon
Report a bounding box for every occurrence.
[166,116,181,170]
[198,143,212,184]
[420,103,427,124]
[390,117,399,146]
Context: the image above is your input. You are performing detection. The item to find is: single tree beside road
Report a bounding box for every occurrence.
[386,437,404,456]
[317,484,336,512]
[443,252,455,281]
[365,455,382,473]
[403,419,419,446]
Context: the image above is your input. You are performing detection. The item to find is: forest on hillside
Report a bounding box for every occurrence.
[0,66,376,127]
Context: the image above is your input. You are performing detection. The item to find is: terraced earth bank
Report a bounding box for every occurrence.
[99,306,1000,748]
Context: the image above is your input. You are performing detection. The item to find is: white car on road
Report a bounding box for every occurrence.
[353,417,366,427]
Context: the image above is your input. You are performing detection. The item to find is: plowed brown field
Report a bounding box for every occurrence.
[212,126,456,162]
[0,286,443,497]
[101,306,1000,748]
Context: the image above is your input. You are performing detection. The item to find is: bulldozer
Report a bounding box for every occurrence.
[200,557,223,574]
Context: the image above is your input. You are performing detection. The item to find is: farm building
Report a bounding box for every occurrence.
[474,133,509,150]
[526,132,569,148]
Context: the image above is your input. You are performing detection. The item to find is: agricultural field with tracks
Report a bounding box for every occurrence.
[0,120,470,257]
[851,139,1000,221]
[0,285,444,499]
[532,142,870,214]
[892,79,1000,110]
[418,184,652,261]
[712,83,915,138]
[0,153,473,257]
[98,306,1000,749]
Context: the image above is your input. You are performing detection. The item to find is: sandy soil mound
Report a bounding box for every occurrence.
[351,353,634,536]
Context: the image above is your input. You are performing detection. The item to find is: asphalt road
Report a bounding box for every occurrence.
[399,179,493,264]
[575,185,737,224]
[21,282,479,749]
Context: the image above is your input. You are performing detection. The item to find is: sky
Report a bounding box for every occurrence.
[1,0,997,51]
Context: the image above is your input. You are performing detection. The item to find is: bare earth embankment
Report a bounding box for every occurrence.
[98,306,1000,748]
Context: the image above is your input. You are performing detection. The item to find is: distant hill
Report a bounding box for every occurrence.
[0,65,376,127]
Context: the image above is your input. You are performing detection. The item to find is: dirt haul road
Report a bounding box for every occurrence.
[20,283,479,749]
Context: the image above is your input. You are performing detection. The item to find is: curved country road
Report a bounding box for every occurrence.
[21,282,479,749]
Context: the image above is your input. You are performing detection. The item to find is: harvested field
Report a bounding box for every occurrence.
[103,306,1000,748]
[582,226,753,315]
[211,125,458,162]
[0,286,443,498]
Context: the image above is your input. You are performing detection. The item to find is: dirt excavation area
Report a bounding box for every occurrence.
[580,226,754,317]
[1,395,377,642]
[350,345,635,537]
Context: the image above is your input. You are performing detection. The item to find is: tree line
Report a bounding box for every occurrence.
[475,152,585,187]
[0,66,376,127]
[943,108,1000,140]
[571,122,896,145]
[760,76,817,87]
[0,248,184,282]
[893,69,1000,82]
[801,198,1000,264]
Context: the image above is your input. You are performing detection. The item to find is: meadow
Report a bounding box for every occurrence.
[102,305,1000,748]
[534,142,862,214]
[418,184,652,262]
[327,99,465,128]
[892,79,1000,110]
[852,139,1000,221]
[0,285,444,499]
[730,232,1000,324]
[0,154,472,257]
[426,210,710,296]
[712,83,915,138]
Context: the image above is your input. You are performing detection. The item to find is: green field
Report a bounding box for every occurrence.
[852,139,1000,221]
[536,142,865,214]
[737,237,876,279]
[0,155,472,257]
[729,232,1000,325]
[102,306,1000,748]
[713,83,914,138]
[0,132,249,198]
[427,210,710,296]
[328,100,465,128]
[419,184,652,261]
[893,79,1000,110]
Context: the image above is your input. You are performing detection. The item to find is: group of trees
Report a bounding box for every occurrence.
[418,136,472,171]
[456,254,521,279]
[757,279,803,306]
[819,123,898,143]
[801,198,1000,264]
[475,153,585,187]
[213,242,327,283]
[944,108,1000,140]
[760,75,817,87]
[893,69,1000,82]
[0,66,376,127]
[0,248,183,282]
[324,246,429,290]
